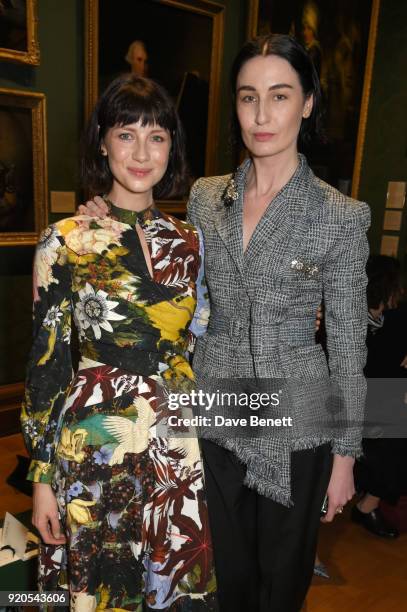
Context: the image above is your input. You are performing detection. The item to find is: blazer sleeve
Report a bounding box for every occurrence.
[322,202,370,456]
[21,224,73,483]
[187,184,210,351]
[188,227,210,343]
[186,178,202,227]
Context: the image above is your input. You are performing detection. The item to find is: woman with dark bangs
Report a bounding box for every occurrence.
[78,34,370,611]
[21,74,217,611]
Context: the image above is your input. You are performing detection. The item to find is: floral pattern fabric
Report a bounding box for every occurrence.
[21,204,215,611]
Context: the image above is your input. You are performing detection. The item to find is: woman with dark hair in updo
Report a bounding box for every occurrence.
[186,34,370,611]
[21,74,217,611]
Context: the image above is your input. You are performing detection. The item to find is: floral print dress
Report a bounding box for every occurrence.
[21,203,215,611]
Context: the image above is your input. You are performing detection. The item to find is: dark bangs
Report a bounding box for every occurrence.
[81,74,188,199]
[99,79,177,138]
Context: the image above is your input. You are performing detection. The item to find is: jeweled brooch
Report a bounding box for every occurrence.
[290,259,319,279]
[222,176,239,208]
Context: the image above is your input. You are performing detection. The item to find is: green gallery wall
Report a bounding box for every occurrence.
[0,0,83,207]
[2,0,403,237]
[0,1,83,405]
[0,0,406,431]
[357,0,407,265]
[0,0,247,203]
[0,0,247,429]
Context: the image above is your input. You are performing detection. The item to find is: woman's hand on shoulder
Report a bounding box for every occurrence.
[77,195,108,218]
[32,483,66,545]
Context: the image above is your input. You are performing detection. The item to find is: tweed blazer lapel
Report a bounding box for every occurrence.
[211,155,323,277]
[243,155,321,273]
[212,160,250,274]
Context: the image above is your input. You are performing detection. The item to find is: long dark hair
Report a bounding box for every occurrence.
[81,74,188,199]
[230,34,323,150]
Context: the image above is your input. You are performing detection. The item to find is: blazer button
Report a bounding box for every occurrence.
[231,320,242,336]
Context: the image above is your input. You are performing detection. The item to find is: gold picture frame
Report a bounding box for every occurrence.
[350,0,380,199]
[84,0,224,214]
[0,0,40,65]
[247,0,381,199]
[0,88,48,246]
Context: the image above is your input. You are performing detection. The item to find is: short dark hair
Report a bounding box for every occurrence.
[366,255,401,310]
[81,74,187,199]
[230,34,323,150]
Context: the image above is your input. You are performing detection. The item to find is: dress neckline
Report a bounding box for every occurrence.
[103,197,161,226]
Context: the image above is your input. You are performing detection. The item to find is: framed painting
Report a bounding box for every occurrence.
[247,0,381,198]
[84,0,224,213]
[0,0,40,65]
[0,88,48,246]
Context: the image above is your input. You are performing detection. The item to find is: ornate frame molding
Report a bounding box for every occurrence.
[351,0,381,199]
[247,0,381,199]
[0,88,48,246]
[0,0,40,65]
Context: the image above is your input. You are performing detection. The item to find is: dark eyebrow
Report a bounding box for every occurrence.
[115,125,167,133]
[269,83,294,91]
[236,83,294,93]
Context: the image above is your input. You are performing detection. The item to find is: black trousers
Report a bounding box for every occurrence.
[354,437,407,504]
[201,439,332,612]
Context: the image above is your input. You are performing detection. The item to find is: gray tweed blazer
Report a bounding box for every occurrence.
[187,154,370,505]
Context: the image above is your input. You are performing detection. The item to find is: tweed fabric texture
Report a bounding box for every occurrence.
[187,155,370,505]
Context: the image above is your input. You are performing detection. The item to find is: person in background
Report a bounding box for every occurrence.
[301,1,323,79]
[352,255,407,538]
[125,40,148,77]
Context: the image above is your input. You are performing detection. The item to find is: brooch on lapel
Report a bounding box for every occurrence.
[222,174,239,208]
[290,259,319,279]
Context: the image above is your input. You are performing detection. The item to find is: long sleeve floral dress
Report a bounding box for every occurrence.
[21,202,215,611]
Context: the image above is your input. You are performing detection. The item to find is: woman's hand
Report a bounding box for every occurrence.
[321,454,355,523]
[315,304,323,332]
[32,483,66,545]
[77,195,108,218]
